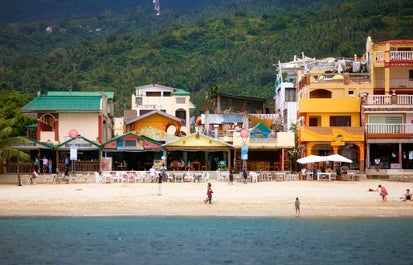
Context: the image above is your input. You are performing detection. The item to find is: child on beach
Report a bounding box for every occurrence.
[204,182,213,204]
[295,197,300,216]
[29,168,39,184]
[378,184,388,201]
[403,189,411,201]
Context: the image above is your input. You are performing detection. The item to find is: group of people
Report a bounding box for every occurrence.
[30,155,71,184]
[30,156,53,184]
[376,184,412,202]
[299,162,351,181]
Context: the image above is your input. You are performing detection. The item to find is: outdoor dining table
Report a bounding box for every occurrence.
[316,172,336,181]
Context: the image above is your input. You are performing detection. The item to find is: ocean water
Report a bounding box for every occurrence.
[0,217,412,265]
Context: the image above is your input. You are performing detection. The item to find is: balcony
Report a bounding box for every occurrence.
[362,95,413,113]
[366,123,413,138]
[373,51,413,67]
[40,131,57,144]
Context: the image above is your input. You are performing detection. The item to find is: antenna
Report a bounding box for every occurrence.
[153,0,160,16]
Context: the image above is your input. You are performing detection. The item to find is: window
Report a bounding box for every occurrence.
[146,92,161,97]
[309,117,319,126]
[369,115,402,124]
[330,116,351,126]
[285,87,296,102]
[176,97,186,104]
[409,70,413,81]
[125,140,136,147]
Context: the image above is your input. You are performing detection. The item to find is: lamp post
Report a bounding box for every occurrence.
[240,128,249,171]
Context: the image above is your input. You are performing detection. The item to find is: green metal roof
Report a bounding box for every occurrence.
[21,96,102,112]
[171,89,191,96]
[47,91,115,99]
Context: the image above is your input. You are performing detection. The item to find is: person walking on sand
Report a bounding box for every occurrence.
[242,167,248,184]
[157,164,166,196]
[228,169,234,185]
[295,197,300,216]
[204,182,213,204]
[149,166,156,183]
[378,184,388,202]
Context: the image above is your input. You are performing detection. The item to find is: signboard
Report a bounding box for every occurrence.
[241,146,248,160]
[70,145,78,160]
[101,157,112,171]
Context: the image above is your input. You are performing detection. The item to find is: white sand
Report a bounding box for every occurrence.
[1,180,412,217]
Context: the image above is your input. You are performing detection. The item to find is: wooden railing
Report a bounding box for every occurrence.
[58,161,99,172]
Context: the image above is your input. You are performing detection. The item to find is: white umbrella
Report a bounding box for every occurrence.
[325,154,352,163]
[297,155,324,164]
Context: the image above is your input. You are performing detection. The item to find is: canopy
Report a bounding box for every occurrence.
[325,154,352,163]
[297,155,324,164]
[297,154,352,164]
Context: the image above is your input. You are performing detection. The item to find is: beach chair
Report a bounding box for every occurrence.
[201,171,211,182]
[184,170,194,182]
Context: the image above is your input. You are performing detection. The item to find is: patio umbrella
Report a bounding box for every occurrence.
[324,154,352,163]
[297,155,325,164]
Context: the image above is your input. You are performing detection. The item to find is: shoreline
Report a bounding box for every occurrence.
[1,180,413,218]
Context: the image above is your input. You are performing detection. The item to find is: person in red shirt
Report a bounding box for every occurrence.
[204,182,213,204]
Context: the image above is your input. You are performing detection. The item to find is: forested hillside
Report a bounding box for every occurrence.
[0,0,412,118]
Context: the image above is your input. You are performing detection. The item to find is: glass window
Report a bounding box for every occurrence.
[176,97,186,104]
[330,116,351,126]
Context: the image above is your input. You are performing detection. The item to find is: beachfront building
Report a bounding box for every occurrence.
[19,91,115,172]
[296,44,372,171]
[202,93,294,171]
[274,55,314,132]
[362,38,413,170]
[130,84,194,136]
[101,132,163,171]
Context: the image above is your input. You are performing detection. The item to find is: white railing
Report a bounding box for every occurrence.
[390,51,413,61]
[373,51,413,62]
[374,51,385,62]
[365,95,413,105]
[366,124,413,134]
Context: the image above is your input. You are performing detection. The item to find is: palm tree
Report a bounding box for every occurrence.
[0,118,27,186]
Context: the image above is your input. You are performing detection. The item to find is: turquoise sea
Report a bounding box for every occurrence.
[0,217,412,265]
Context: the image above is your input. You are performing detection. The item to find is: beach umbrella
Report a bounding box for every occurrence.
[325,154,352,163]
[297,155,324,164]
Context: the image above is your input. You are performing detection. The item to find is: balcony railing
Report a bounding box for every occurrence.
[366,124,413,134]
[373,51,413,67]
[310,73,371,84]
[364,95,413,105]
[374,78,413,89]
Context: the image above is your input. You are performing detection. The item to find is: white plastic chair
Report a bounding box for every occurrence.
[249,171,258,183]
[184,170,194,182]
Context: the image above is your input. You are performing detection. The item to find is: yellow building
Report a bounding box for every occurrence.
[297,53,372,171]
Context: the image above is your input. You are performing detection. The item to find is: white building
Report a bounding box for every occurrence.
[131,84,194,135]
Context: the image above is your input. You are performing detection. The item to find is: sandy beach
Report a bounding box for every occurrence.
[1,179,413,217]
